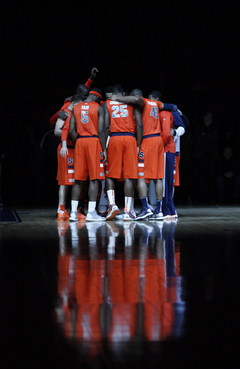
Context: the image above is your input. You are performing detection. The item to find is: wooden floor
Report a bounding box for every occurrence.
[1,205,240,369]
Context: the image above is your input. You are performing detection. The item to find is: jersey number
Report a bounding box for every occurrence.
[81,111,89,123]
[150,107,158,119]
[112,105,128,118]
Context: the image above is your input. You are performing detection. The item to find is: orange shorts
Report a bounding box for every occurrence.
[138,135,164,179]
[56,143,75,185]
[173,153,180,187]
[74,137,105,181]
[106,134,138,179]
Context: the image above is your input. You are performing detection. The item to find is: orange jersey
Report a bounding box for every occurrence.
[74,101,99,137]
[141,98,163,136]
[159,111,176,153]
[106,100,136,134]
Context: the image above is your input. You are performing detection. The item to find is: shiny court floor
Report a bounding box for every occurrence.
[1,205,240,369]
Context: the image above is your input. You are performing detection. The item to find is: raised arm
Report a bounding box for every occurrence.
[85,67,99,89]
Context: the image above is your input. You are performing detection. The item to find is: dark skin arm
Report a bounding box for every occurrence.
[102,101,110,141]
[90,67,98,80]
[134,106,143,155]
[111,94,144,106]
[69,107,77,143]
[98,105,107,162]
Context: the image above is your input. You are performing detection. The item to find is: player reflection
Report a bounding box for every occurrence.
[56,218,185,355]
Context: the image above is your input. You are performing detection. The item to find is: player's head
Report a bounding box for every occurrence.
[113,84,123,96]
[89,88,102,103]
[148,90,162,101]
[130,88,143,97]
[76,84,89,100]
[105,86,114,99]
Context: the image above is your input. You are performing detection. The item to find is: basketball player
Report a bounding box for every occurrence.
[68,88,107,222]
[55,85,89,220]
[103,84,144,221]
[160,108,184,218]
[114,89,177,221]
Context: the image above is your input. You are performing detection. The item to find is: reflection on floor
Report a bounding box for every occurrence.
[1,206,240,369]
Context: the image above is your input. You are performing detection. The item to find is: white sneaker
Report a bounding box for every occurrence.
[106,204,119,220]
[123,211,135,221]
[115,213,124,220]
[149,211,163,220]
[86,211,106,222]
[130,209,137,219]
[69,211,78,222]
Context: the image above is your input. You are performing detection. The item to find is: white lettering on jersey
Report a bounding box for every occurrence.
[147,101,157,106]
[81,106,89,110]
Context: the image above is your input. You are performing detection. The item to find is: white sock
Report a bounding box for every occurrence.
[88,201,96,213]
[107,190,115,205]
[125,196,131,212]
[71,200,78,213]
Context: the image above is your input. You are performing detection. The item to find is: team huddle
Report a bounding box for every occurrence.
[51,68,188,222]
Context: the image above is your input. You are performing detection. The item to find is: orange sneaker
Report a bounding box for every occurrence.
[77,209,86,220]
[57,210,70,221]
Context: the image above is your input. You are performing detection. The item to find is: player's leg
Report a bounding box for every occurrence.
[149,179,163,220]
[105,177,119,220]
[57,185,70,220]
[105,136,122,220]
[122,179,137,221]
[85,179,105,221]
[69,180,82,221]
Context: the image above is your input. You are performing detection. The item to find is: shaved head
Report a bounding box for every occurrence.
[130,88,143,97]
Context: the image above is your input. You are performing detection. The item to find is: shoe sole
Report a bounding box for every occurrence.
[86,218,106,222]
[106,208,119,220]
[149,217,163,221]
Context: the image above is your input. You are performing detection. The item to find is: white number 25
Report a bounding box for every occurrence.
[112,105,128,118]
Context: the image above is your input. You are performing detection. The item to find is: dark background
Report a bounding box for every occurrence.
[1,0,239,206]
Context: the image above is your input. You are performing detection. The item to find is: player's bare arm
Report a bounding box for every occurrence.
[69,108,77,143]
[60,140,68,158]
[111,94,144,106]
[54,118,65,137]
[90,67,98,80]
[98,105,107,162]
[134,107,143,156]
[102,101,110,140]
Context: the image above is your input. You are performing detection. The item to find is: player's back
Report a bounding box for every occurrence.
[74,101,99,137]
[141,98,161,136]
[106,100,135,134]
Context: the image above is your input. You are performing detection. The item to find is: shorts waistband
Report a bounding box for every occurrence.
[77,135,99,139]
[111,132,135,137]
[142,134,160,139]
